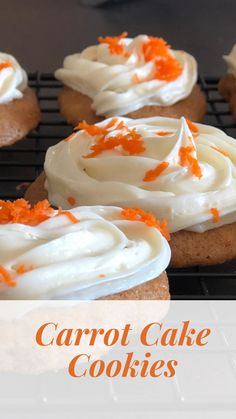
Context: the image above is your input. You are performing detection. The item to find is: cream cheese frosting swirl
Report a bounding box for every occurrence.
[0,205,170,300]
[223,44,236,78]
[55,34,197,117]
[45,116,236,234]
[0,52,27,104]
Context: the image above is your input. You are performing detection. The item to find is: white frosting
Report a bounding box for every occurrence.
[45,116,236,234]
[0,53,27,104]
[0,206,170,300]
[55,35,197,117]
[223,44,236,78]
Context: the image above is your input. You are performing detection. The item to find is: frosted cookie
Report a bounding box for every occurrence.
[218,45,236,120]
[0,199,170,300]
[0,53,40,147]
[55,33,206,125]
[28,116,236,267]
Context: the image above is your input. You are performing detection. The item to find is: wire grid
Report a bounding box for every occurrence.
[0,73,236,300]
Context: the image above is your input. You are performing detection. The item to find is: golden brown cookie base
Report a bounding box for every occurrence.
[58,84,206,127]
[0,87,41,147]
[101,272,169,300]
[171,223,236,267]
[25,173,236,268]
[126,84,206,121]
[218,73,236,121]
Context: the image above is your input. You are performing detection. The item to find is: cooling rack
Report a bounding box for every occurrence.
[0,73,236,300]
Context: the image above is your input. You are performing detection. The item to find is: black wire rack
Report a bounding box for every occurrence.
[0,73,236,300]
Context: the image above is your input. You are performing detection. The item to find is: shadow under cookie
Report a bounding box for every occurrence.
[218,73,236,121]
[58,84,207,127]
[0,87,41,147]
[25,172,236,269]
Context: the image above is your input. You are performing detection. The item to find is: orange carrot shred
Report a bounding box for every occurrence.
[98,32,129,57]
[121,208,170,240]
[82,120,145,158]
[0,266,16,288]
[153,56,182,81]
[76,121,108,136]
[179,146,194,166]
[143,161,169,182]
[210,146,230,157]
[71,118,145,158]
[186,118,199,137]
[142,36,182,82]
[210,208,220,223]
[0,199,80,226]
[0,199,54,226]
[15,265,33,275]
[0,61,12,71]
[179,146,202,179]
[76,118,118,136]
[57,209,79,224]
[67,196,76,206]
[156,131,174,136]
[143,37,170,61]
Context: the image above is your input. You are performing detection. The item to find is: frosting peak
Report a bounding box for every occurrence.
[0,52,27,104]
[55,34,197,117]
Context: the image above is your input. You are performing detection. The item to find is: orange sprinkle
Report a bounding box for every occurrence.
[186,118,199,137]
[76,118,119,137]
[153,56,183,81]
[179,146,202,179]
[77,121,109,137]
[0,61,12,71]
[74,119,145,158]
[121,208,170,241]
[99,274,106,278]
[179,146,194,166]
[15,265,33,275]
[64,133,77,142]
[143,161,169,182]
[156,131,174,136]
[98,32,129,57]
[67,196,76,206]
[84,126,144,158]
[211,146,230,157]
[142,36,182,82]
[143,37,170,61]
[0,266,16,288]
[58,209,79,224]
[210,207,220,223]
[0,199,54,226]
[0,199,80,226]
